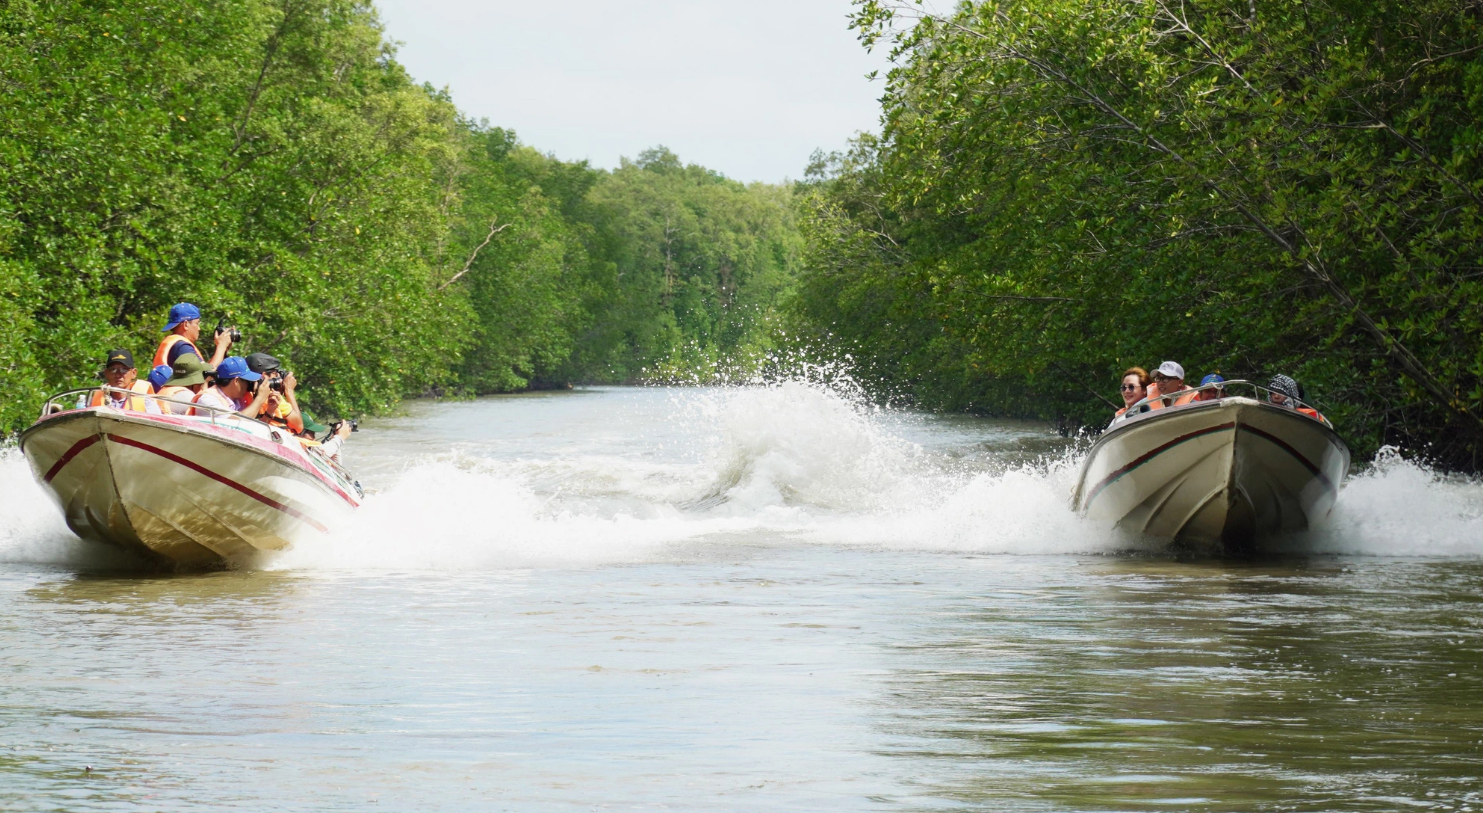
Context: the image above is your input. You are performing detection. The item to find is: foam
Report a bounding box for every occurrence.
[1300,447,1483,556]
[5,384,1483,570]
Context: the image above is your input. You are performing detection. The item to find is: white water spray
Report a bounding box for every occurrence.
[4,384,1483,569]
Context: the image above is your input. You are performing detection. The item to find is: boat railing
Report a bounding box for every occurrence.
[37,387,362,493]
[1119,379,1334,429]
[41,386,260,424]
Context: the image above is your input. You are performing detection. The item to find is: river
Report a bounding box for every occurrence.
[1,384,1481,811]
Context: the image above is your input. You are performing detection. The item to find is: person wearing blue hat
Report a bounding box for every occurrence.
[146,364,174,394]
[151,302,235,371]
[1195,373,1226,402]
[191,356,271,419]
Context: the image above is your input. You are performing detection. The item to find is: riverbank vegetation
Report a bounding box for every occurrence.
[786,0,1483,468]
[0,0,797,432]
[7,0,1482,470]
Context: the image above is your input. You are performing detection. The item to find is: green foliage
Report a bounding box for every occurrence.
[0,0,801,433]
[572,147,801,383]
[789,0,1483,466]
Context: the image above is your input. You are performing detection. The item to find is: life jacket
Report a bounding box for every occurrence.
[1297,407,1323,422]
[157,385,194,414]
[1114,407,1128,418]
[1147,386,1195,410]
[89,387,148,412]
[191,386,236,417]
[153,333,202,369]
[131,380,154,396]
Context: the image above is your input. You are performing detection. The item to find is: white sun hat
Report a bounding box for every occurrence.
[1155,361,1185,379]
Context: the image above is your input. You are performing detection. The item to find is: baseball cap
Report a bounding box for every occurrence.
[104,348,136,369]
[165,355,216,387]
[162,302,202,332]
[1155,361,1185,379]
[148,365,173,390]
[215,356,262,382]
[1200,374,1225,386]
[299,409,330,435]
[245,352,282,374]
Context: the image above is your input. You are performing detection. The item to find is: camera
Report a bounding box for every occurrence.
[267,371,287,392]
[328,418,359,436]
[215,318,241,344]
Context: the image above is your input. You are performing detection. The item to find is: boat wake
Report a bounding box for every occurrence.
[3,382,1482,570]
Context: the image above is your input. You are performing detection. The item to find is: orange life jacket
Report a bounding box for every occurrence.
[153,333,202,369]
[1171,390,1198,406]
[89,387,148,412]
[1297,407,1323,422]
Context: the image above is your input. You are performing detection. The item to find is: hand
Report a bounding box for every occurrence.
[215,326,233,350]
[335,421,353,440]
[251,380,271,405]
[282,371,296,395]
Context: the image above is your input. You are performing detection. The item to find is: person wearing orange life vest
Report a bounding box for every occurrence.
[1145,361,1197,410]
[1267,375,1326,422]
[86,349,162,414]
[152,303,234,370]
[1111,366,1151,425]
[192,356,271,418]
[156,355,215,415]
[244,353,305,433]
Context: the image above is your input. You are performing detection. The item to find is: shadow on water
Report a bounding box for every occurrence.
[878,556,1483,812]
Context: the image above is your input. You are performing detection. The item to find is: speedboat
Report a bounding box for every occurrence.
[1070,381,1349,554]
[19,389,360,566]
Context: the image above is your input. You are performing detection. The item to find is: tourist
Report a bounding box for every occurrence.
[1268,374,1324,422]
[192,356,270,418]
[1195,373,1226,402]
[245,353,305,433]
[87,349,161,413]
[1147,361,1196,409]
[156,356,215,415]
[151,302,234,369]
[1112,367,1151,423]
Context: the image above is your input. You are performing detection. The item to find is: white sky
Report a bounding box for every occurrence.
[373,0,891,183]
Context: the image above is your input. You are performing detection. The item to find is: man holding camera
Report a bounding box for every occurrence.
[153,303,237,369]
[245,353,304,433]
[191,357,272,418]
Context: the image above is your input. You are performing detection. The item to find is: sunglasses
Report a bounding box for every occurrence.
[1120,384,1141,391]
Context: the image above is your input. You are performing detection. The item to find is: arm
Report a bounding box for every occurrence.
[210,326,233,366]
[281,372,305,433]
[238,380,270,419]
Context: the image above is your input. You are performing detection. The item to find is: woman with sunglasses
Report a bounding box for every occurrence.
[1112,367,1151,424]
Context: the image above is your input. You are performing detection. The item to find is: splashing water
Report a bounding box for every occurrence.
[4,384,1483,569]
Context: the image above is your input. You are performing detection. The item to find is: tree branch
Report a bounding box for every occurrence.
[438,219,510,291]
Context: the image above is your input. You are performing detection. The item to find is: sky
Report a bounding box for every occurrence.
[373,0,892,183]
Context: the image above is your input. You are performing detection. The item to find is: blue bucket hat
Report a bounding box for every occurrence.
[162,302,202,332]
[214,356,262,382]
[1200,374,1225,386]
[147,364,173,390]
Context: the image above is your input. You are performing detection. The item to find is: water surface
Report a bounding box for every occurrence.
[2,385,1480,811]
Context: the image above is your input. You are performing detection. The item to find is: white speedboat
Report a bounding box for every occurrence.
[1071,381,1349,553]
[19,390,360,566]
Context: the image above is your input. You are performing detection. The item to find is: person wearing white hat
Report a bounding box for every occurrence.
[1146,360,1194,409]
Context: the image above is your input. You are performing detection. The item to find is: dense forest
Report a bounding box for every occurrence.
[0,0,798,432]
[5,0,1483,470]
[787,0,1483,468]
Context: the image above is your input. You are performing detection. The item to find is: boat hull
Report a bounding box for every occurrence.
[19,409,358,566]
[1072,398,1349,554]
